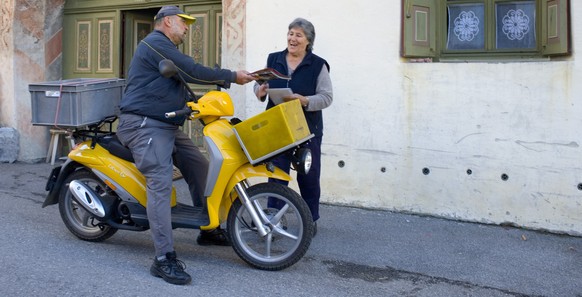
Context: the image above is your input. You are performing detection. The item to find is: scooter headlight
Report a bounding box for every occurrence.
[292,148,312,175]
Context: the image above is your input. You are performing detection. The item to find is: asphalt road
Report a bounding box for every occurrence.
[1,162,581,297]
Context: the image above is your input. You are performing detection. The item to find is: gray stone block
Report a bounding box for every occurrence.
[0,128,19,163]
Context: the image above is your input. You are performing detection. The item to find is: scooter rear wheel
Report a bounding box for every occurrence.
[58,169,118,242]
[227,182,313,270]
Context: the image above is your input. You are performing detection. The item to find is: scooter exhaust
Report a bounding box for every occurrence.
[68,180,107,218]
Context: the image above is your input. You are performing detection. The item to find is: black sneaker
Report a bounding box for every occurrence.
[150,251,192,285]
[197,227,231,246]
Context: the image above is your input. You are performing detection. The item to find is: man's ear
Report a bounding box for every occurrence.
[163,16,173,27]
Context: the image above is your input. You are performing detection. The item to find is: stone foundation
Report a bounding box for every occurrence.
[0,127,19,163]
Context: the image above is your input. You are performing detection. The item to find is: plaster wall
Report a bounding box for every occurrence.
[222,0,248,117]
[245,0,582,235]
[1,0,64,162]
[1,0,16,129]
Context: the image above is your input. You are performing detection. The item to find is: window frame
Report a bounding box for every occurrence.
[441,0,540,59]
[400,0,571,61]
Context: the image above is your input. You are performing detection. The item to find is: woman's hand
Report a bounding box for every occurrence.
[284,94,309,107]
[256,83,269,100]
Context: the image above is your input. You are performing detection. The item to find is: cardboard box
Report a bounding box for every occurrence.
[29,78,125,127]
[233,100,313,164]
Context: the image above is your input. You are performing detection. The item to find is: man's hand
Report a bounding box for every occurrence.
[235,71,257,85]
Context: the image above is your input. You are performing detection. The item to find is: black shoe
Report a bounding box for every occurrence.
[197,227,231,246]
[150,251,192,285]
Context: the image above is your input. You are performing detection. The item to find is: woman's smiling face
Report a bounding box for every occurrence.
[287,27,309,55]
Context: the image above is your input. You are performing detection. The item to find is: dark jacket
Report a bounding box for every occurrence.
[120,30,236,125]
[265,49,329,137]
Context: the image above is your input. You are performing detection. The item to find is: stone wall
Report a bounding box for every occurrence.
[1,0,64,162]
[0,128,19,163]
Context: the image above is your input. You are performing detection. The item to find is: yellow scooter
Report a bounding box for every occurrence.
[42,60,314,270]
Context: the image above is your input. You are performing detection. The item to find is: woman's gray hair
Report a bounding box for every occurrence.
[289,18,315,52]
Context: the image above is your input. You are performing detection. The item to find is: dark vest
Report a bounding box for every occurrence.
[265,50,329,137]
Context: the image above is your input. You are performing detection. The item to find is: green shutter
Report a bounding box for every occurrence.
[542,0,570,56]
[401,0,436,58]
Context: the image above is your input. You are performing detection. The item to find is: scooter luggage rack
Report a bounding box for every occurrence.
[72,115,118,149]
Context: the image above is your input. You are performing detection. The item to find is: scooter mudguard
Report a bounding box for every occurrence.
[201,163,292,230]
[43,158,79,207]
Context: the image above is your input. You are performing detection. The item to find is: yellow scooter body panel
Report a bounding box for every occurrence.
[68,141,177,207]
[197,119,293,230]
[200,119,247,229]
[188,91,234,125]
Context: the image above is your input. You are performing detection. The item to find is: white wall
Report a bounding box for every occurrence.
[243,0,582,235]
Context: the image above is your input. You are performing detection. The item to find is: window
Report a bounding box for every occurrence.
[401,0,570,60]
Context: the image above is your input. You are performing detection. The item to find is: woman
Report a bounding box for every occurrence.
[254,17,333,236]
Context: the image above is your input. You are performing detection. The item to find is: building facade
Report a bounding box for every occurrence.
[1,0,581,235]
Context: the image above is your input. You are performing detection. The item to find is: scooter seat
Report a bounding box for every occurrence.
[97,135,135,163]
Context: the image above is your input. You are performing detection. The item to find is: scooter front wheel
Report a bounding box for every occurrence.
[227,182,314,271]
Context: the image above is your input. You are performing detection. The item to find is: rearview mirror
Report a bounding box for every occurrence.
[159,59,178,78]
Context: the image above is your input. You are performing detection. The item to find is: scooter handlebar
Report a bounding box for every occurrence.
[165,107,194,119]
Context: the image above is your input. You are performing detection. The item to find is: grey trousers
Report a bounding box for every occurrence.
[117,113,208,257]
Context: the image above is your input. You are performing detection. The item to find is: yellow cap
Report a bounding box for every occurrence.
[154,6,196,25]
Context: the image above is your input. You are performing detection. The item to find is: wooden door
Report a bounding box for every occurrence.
[122,10,157,78]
